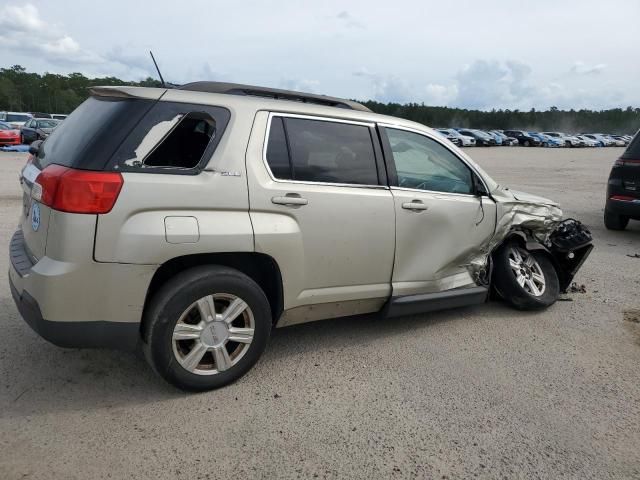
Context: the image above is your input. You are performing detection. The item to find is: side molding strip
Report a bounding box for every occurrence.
[386,286,489,318]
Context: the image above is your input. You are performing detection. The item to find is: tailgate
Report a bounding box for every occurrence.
[621,131,640,194]
[19,161,52,261]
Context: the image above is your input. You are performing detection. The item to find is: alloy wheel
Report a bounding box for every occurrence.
[507,247,546,297]
[172,293,255,375]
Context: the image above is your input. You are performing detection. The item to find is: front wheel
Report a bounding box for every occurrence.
[143,266,272,391]
[523,140,531,147]
[493,243,560,310]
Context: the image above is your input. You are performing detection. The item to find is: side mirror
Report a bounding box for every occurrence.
[28,140,42,155]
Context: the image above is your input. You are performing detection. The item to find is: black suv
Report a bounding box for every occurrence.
[605,129,640,230]
[504,130,541,147]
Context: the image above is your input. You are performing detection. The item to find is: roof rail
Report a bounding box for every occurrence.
[178,81,371,112]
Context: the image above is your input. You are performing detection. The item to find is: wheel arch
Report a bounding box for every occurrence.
[141,252,284,335]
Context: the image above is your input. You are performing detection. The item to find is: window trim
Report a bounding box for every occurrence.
[262,112,389,190]
[378,123,490,198]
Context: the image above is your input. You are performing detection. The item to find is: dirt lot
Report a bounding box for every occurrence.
[0,147,639,479]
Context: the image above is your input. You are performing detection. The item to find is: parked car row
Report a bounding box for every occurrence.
[435,127,633,148]
[0,111,65,145]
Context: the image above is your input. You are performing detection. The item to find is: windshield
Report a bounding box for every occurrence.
[36,120,60,129]
[0,123,11,130]
[7,114,31,122]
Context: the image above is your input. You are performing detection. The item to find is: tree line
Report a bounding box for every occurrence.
[1,65,638,134]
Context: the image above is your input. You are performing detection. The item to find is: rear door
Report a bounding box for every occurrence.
[380,125,496,296]
[247,112,395,313]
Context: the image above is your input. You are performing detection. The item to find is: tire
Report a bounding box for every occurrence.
[492,242,560,310]
[604,209,629,230]
[143,265,272,391]
[523,140,531,147]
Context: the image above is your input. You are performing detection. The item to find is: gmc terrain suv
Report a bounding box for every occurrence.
[10,82,592,391]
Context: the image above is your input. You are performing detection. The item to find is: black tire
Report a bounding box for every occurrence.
[143,266,272,391]
[523,140,531,147]
[604,209,629,230]
[492,242,560,311]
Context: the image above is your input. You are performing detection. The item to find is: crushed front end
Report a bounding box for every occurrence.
[545,219,593,292]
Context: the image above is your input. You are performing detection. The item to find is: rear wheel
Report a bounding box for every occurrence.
[493,243,559,310]
[604,209,629,230]
[143,266,272,391]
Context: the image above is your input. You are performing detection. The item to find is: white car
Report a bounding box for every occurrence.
[576,135,599,147]
[0,111,33,128]
[437,128,476,146]
[542,132,582,148]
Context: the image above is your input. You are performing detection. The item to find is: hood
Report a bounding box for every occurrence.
[505,189,558,207]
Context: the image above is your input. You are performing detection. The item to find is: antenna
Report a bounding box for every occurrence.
[149,51,166,87]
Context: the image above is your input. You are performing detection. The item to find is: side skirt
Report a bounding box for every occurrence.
[385,286,489,319]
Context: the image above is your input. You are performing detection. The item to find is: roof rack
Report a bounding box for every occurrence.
[178,81,371,112]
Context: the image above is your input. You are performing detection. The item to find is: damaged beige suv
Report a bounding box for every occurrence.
[10,82,593,391]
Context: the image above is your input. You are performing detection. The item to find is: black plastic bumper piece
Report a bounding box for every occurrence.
[10,275,140,351]
[548,219,594,292]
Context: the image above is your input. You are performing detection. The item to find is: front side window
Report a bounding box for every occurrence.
[265,116,379,186]
[386,128,474,195]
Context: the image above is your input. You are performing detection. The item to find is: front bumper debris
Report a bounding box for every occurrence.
[546,219,593,292]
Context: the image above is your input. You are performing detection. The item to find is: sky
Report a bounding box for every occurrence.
[0,0,638,110]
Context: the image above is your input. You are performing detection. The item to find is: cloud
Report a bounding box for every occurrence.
[0,4,102,66]
[335,11,364,29]
[279,78,320,93]
[570,61,606,75]
[353,69,413,103]
[353,60,628,110]
[0,3,152,77]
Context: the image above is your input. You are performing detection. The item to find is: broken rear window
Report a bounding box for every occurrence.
[109,101,230,173]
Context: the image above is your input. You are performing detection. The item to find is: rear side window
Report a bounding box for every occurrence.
[143,112,216,168]
[265,116,379,185]
[622,130,640,159]
[36,96,230,173]
[109,101,230,173]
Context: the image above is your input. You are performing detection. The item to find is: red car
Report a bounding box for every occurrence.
[0,122,21,146]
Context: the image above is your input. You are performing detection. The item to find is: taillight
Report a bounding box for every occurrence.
[34,165,123,214]
[609,195,637,201]
[616,158,640,166]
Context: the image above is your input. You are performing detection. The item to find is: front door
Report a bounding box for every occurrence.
[380,126,497,297]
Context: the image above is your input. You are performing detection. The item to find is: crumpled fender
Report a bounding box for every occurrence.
[464,186,593,292]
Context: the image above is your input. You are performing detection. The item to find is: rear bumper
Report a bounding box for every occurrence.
[9,228,156,350]
[10,276,139,350]
[606,198,640,218]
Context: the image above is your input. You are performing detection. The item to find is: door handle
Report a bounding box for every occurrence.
[271,195,308,206]
[402,201,428,211]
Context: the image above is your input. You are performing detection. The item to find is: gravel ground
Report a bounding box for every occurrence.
[0,147,639,479]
